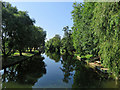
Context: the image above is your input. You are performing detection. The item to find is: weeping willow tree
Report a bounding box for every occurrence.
[72,2,120,79]
[92,2,120,79]
[72,2,99,57]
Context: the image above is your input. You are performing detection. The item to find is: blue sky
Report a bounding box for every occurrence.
[10,2,76,41]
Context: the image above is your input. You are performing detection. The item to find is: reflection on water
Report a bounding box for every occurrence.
[1,52,120,88]
[2,55,46,88]
[60,54,76,83]
[45,51,76,84]
[45,51,61,62]
[72,61,120,88]
[72,61,102,88]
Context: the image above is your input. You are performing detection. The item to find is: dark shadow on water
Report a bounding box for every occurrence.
[2,55,46,88]
[72,61,120,88]
[72,61,102,88]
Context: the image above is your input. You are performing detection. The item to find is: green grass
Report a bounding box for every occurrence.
[2,82,32,88]
[2,51,35,68]
[13,52,19,56]
[22,53,33,56]
[11,52,33,57]
[33,50,39,53]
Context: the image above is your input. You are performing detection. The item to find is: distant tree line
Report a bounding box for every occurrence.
[45,26,75,55]
[1,2,46,59]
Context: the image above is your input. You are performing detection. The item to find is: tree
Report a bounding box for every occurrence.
[71,2,120,79]
[45,34,61,52]
[2,2,46,58]
[71,2,99,56]
[13,11,34,56]
[60,54,76,83]
[92,2,120,78]
[2,2,18,59]
[60,26,74,55]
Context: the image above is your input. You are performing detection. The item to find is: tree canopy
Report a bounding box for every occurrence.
[1,2,46,57]
[71,2,120,79]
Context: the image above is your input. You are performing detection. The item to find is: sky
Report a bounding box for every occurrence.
[10,2,77,41]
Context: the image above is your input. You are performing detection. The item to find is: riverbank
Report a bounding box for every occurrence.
[76,56,109,73]
[2,51,40,69]
[76,55,120,80]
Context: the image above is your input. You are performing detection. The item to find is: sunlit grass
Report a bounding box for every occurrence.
[11,52,33,57]
[13,52,19,56]
[2,82,32,88]
[22,53,33,56]
[2,50,39,68]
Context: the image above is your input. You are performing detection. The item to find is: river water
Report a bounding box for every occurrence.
[1,52,120,88]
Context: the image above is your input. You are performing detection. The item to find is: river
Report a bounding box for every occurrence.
[1,52,120,88]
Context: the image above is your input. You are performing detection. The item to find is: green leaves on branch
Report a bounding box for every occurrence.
[2,2,46,57]
[71,2,120,78]
[45,26,74,55]
[45,34,61,52]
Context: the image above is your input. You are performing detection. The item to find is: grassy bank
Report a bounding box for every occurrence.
[2,50,40,69]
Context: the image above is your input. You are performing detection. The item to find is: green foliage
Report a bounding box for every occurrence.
[72,61,101,88]
[28,26,46,52]
[1,2,46,57]
[45,34,61,52]
[60,54,76,83]
[92,2,120,78]
[2,55,46,88]
[45,26,74,55]
[72,2,99,56]
[45,51,60,62]
[2,2,18,58]
[72,2,120,79]
[60,26,75,55]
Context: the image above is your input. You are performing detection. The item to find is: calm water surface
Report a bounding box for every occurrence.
[1,52,120,88]
[33,54,74,88]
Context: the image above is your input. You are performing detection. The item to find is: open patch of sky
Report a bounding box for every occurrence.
[10,2,81,41]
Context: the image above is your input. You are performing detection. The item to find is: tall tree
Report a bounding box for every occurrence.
[72,2,120,79]
[45,34,61,52]
[2,2,46,58]
[92,2,120,78]
[2,2,18,58]
[60,26,74,54]
[72,2,99,56]
[13,11,34,56]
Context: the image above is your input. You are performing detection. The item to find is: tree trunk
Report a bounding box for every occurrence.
[39,50,41,54]
[3,54,8,61]
[30,48,32,53]
[19,50,22,56]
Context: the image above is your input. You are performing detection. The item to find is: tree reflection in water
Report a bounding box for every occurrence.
[45,51,61,62]
[60,53,76,83]
[45,51,76,84]
[2,55,46,88]
[72,61,102,88]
